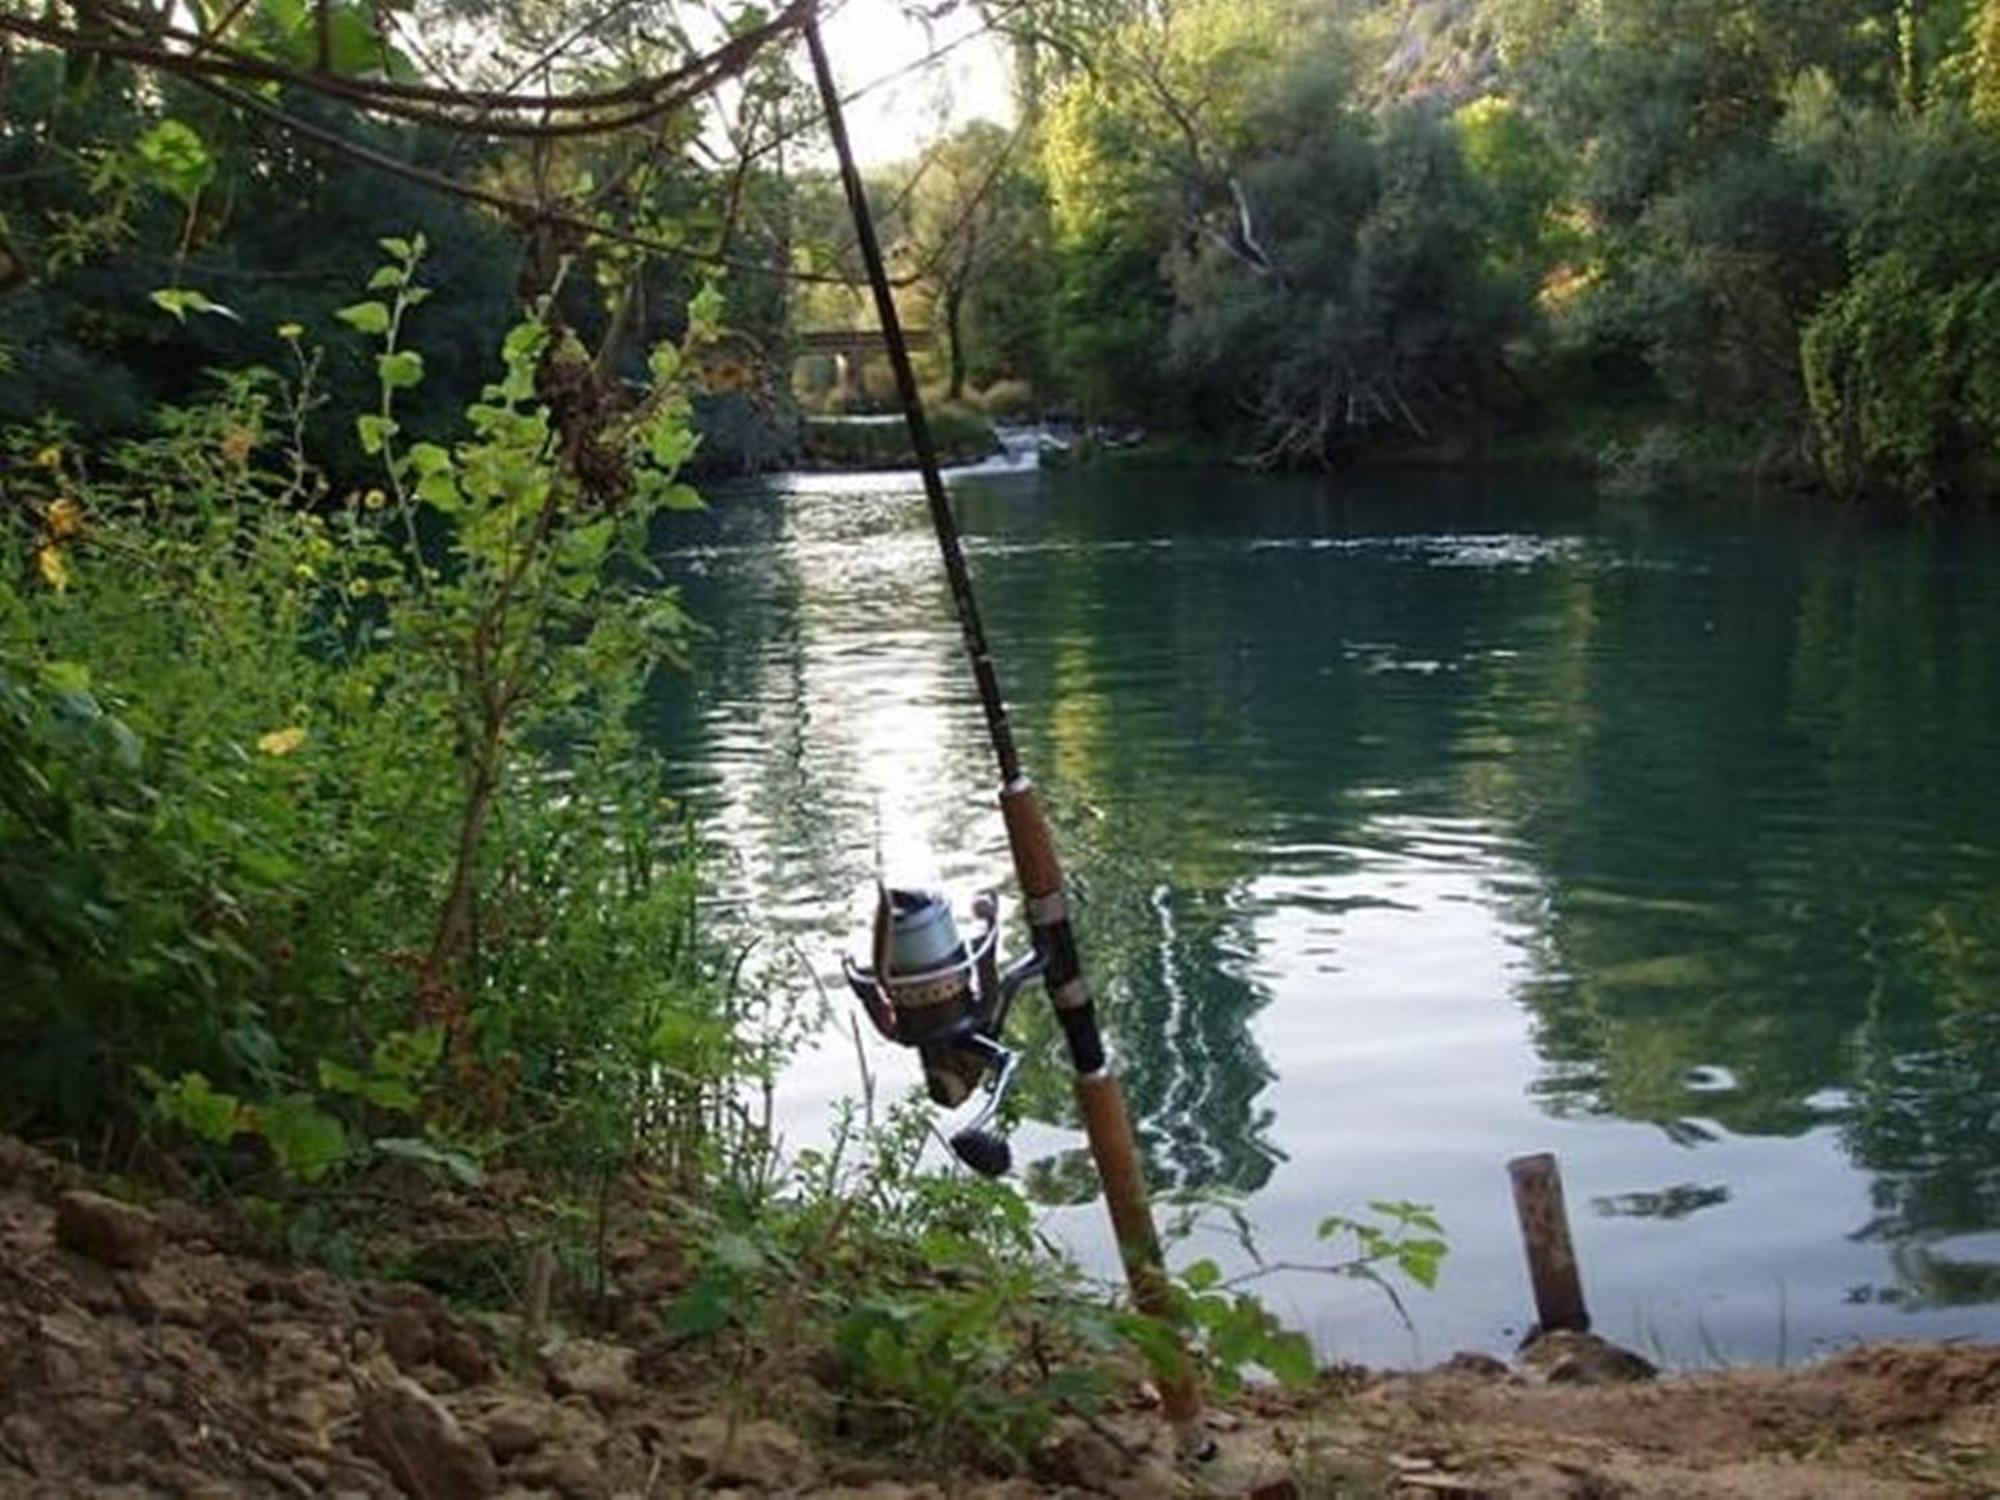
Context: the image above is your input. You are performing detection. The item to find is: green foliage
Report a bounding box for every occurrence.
[800,408,999,470]
[974,0,2000,496]
[0,252,744,1188]
[1980,0,2000,120]
[131,120,215,210]
[1803,252,2000,501]
[1145,1192,1450,1396]
[1320,1201,1450,1295]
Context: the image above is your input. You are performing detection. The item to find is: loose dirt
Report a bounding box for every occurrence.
[1,1139,1995,1498]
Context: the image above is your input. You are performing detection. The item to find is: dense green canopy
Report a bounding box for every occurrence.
[3,0,1998,499]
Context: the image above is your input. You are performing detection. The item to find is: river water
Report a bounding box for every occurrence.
[650,463,2000,1369]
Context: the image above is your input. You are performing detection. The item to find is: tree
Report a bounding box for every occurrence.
[899,123,1040,400]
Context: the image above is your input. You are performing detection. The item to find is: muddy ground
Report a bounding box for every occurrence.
[2,1138,1996,1499]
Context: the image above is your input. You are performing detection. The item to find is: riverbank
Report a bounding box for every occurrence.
[1036,407,1823,500]
[5,1136,1996,1499]
[796,408,1002,471]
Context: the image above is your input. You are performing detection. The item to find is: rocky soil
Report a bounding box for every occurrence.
[2,1138,1997,1498]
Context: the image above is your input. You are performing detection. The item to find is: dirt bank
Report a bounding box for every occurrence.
[1,1139,1994,1499]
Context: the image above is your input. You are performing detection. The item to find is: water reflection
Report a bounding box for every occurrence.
[652,468,2000,1359]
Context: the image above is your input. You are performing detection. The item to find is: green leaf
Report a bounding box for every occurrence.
[1182,1257,1223,1293]
[151,287,240,322]
[377,350,425,390]
[356,414,398,455]
[658,482,705,511]
[39,660,91,695]
[336,301,392,336]
[646,423,699,472]
[251,1094,347,1182]
[149,1071,248,1144]
[379,236,413,259]
[686,281,725,341]
[373,1136,484,1187]
[133,119,215,207]
[1116,1312,1188,1383]
[316,1059,417,1113]
[1398,1239,1447,1290]
[407,442,452,475]
[416,471,462,511]
[371,1025,445,1081]
[367,265,404,291]
[1261,1329,1317,1388]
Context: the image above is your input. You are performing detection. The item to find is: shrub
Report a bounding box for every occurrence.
[974,379,1037,421]
[0,243,755,1184]
[1802,252,2000,503]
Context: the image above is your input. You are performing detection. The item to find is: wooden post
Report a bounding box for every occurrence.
[1508,1152,1589,1335]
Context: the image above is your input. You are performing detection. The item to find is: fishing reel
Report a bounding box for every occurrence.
[844,886,1045,1178]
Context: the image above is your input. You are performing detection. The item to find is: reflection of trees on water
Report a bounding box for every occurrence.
[972,485,1294,1196]
[1590,1182,1731,1221]
[1470,512,2000,1308]
[657,476,2000,1311]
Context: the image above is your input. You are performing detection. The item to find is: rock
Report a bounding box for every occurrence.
[511,1447,608,1498]
[0,1139,66,1193]
[1038,1423,1132,1491]
[477,1398,555,1461]
[436,1326,494,1385]
[116,1270,203,1325]
[56,1191,160,1270]
[1521,1331,1657,1386]
[1441,1351,1512,1380]
[381,1307,435,1371]
[678,1415,815,1489]
[545,1339,638,1411]
[149,1199,219,1247]
[279,1268,339,1310]
[358,1375,499,1498]
[417,1366,462,1396]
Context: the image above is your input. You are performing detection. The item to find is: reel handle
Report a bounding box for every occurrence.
[948,1034,1019,1179]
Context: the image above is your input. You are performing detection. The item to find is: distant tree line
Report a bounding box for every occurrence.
[4,0,1998,503]
[888,0,2000,504]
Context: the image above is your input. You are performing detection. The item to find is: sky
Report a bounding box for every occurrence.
[811,0,1015,164]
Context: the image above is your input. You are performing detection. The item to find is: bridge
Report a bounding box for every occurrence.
[794,327,932,358]
[793,326,932,402]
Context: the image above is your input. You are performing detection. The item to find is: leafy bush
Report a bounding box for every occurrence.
[1803,252,2000,503]
[801,407,999,469]
[0,242,752,1186]
[974,379,1038,421]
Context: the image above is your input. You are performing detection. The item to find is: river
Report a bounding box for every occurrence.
[649,462,2000,1370]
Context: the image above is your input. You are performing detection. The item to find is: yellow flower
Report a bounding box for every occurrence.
[347,576,372,598]
[362,488,387,510]
[277,322,304,341]
[46,497,84,539]
[220,427,255,467]
[257,726,308,757]
[35,545,70,593]
[33,444,62,469]
[293,563,316,582]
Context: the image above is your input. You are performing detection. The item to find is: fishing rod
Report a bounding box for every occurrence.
[801,6,1211,1459]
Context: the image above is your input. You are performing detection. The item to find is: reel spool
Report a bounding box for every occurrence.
[844,886,1044,1177]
